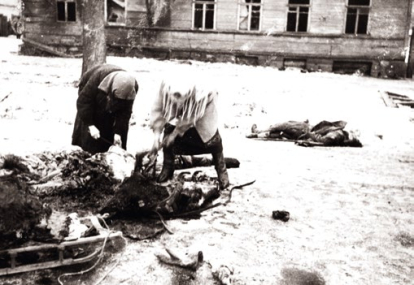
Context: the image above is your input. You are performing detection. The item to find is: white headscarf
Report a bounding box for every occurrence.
[98,71,137,100]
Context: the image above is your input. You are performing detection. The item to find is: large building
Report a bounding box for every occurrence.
[20,0,414,78]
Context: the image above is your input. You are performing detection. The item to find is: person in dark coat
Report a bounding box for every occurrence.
[72,64,138,154]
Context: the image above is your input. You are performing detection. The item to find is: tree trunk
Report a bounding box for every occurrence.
[145,0,154,26]
[81,0,107,76]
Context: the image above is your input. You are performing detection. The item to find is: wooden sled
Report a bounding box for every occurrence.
[0,216,122,276]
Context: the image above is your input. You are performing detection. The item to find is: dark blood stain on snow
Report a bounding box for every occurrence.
[281,268,326,285]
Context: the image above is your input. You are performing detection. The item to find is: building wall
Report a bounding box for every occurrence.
[168,0,410,36]
[23,0,82,53]
[215,0,237,31]
[20,0,414,77]
[370,0,410,38]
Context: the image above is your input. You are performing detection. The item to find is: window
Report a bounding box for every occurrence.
[345,0,370,35]
[193,0,216,30]
[57,0,76,22]
[286,0,310,32]
[238,0,262,31]
[106,0,126,25]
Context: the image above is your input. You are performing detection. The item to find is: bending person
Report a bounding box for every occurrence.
[148,78,229,189]
[72,64,138,154]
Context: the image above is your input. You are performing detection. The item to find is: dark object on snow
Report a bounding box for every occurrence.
[0,161,52,249]
[175,155,240,170]
[155,248,203,271]
[1,155,40,181]
[72,64,138,154]
[281,267,326,285]
[247,120,311,140]
[272,210,290,222]
[297,120,362,147]
[248,120,362,147]
[99,153,223,219]
[99,152,170,216]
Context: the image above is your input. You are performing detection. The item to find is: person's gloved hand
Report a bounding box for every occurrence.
[114,134,122,147]
[88,125,100,139]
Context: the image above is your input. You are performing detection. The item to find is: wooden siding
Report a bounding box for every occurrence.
[309,1,345,34]
[261,1,287,33]
[370,0,410,38]
[216,0,237,31]
[170,0,192,29]
[23,0,83,44]
[411,0,414,26]
[20,0,413,77]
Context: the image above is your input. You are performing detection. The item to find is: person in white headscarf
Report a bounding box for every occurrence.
[147,76,229,189]
[72,64,138,154]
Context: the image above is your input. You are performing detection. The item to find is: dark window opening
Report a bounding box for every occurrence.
[289,0,310,4]
[287,6,308,32]
[236,55,259,66]
[238,0,261,31]
[67,2,76,22]
[205,4,214,29]
[57,1,76,22]
[333,61,372,75]
[57,2,65,21]
[284,58,306,69]
[107,0,126,24]
[194,4,203,29]
[250,5,260,30]
[348,0,370,6]
[298,7,308,32]
[357,14,368,34]
[345,4,369,34]
[193,0,215,30]
[287,11,296,31]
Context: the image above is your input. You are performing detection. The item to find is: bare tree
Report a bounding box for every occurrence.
[145,0,170,27]
[81,0,107,76]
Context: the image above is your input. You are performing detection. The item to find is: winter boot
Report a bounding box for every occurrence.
[157,147,175,183]
[212,152,230,190]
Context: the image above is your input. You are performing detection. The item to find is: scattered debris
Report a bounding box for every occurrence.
[155,247,203,271]
[0,148,255,281]
[272,210,290,222]
[0,92,11,103]
[62,213,90,241]
[381,91,414,108]
[100,153,223,221]
[395,232,414,247]
[89,145,136,181]
[0,167,52,249]
[212,264,235,285]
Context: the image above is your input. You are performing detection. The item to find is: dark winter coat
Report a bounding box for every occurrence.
[72,64,138,154]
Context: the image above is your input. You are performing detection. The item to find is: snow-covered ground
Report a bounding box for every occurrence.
[1,36,414,285]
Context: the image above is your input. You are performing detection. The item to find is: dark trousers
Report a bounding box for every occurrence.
[163,124,223,156]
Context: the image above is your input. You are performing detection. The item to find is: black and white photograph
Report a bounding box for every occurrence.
[0,0,413,284]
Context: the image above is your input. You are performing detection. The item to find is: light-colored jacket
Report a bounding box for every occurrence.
[150,81,219,143]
